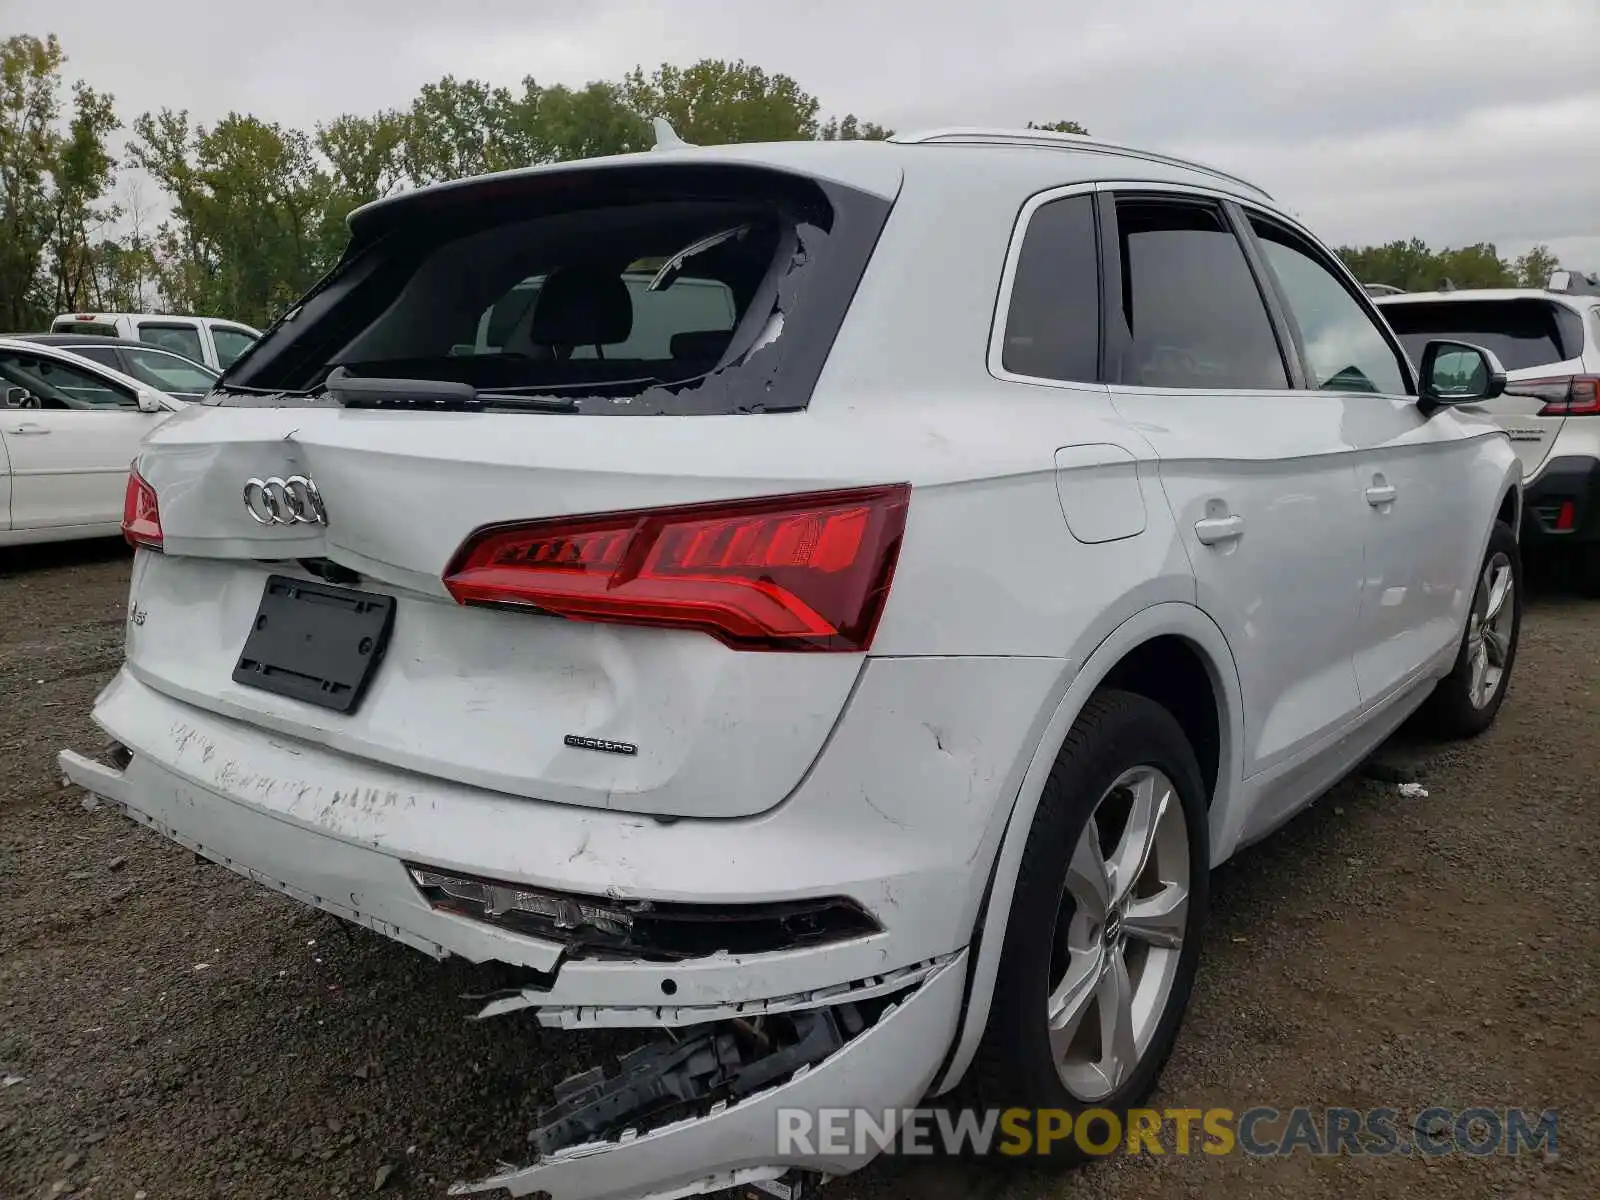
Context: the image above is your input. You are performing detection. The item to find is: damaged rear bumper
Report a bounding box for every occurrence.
[452,953,965,1200]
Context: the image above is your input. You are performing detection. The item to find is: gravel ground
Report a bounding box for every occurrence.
[1,540,1595,1200]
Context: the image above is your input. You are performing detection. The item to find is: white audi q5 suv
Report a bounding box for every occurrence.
[62,126,1523,1200]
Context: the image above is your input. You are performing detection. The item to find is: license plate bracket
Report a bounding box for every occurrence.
[232,575,396,714]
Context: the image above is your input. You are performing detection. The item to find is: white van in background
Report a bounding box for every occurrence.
[48,312,262,371]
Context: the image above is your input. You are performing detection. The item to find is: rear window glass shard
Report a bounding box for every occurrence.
[216,164,894,416]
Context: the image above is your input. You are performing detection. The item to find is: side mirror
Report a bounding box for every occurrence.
[134,388,165,414]
[4,385,30,409]
[1417,340,1506,415]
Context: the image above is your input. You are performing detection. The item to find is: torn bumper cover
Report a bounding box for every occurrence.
[452,954,965,1200]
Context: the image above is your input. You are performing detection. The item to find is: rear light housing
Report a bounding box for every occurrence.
[406,864,881,961]
[443,484,911,652]
[1510,375,1600,416]
[122,464,163,551]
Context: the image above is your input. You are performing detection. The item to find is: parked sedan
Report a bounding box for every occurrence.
[0,337,183,547]
[19,332,220,402]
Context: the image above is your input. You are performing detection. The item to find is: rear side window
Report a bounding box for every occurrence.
[1000,193,1100,382]
[210,327,256,368]
[1110,197,1288,390]
[138,322,205,362]
[1379,300,1584,372]
[50,320,118,338]
[219,165,893,416]
[122,347,218,392]
[0,351,135,409]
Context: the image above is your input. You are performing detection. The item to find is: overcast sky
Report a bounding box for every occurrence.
[14,0,1600,268]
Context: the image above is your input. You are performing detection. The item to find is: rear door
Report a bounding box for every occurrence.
[133,320,210,369]
[1098,187,1368,787]
[1378,296,1584,479]
[0,348,158,529]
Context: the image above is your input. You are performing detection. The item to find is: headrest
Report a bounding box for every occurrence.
[670,329,734,361]
[528,268,632,347]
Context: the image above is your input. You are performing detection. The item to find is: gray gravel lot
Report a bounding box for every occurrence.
[1,540,1595,1200]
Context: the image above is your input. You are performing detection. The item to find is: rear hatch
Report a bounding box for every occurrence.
[1379,295,1588,478]
[124,156,902,821]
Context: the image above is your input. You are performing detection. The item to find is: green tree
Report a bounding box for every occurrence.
[503,78,650,163]
[1027,119,1090,135]
[129,109,333,325]
[47,81,118,311]
[400,76,517,184]
[1337,238,1516,292]
[1514,244,1560,288]
[818,114,893,140]
[0,33,122,328]
[620,60,822,145]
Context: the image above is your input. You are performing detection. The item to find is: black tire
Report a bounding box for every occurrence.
[969,689,1210,1163]
[1420,520,1522,738]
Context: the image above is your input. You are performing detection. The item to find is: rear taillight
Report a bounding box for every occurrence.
[1511,375,1600,416]
[442,484,911,651]
[122,465,163,551]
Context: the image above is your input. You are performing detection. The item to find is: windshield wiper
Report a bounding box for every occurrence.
[323,370,578,413]
[213,382,314,396]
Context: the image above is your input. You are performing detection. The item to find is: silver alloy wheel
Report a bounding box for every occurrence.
[1046,765,1190,1102]
[1466,551,1515,710]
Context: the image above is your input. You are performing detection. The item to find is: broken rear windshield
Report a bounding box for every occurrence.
[215,164,893,415]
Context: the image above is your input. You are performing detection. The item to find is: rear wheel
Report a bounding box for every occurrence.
[1421,521,1521,738]
[971,690,1209,1161]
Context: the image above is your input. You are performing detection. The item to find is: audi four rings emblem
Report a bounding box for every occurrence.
[242,475,328,526]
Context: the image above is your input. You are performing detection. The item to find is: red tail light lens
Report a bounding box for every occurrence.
[122,465,163,551]
[443,484,911,651]
[1513,375,1600,416]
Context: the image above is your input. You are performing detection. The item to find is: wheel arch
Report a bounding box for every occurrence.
[928,600,1245,1097]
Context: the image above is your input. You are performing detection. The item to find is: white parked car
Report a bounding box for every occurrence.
[48,311,261,371]
[1,338,183,547]
[1376,277,1600,593]
[60,127,1523,1200]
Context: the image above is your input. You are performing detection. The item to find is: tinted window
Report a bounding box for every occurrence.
[137,322,205,362]
[50,320,119,337]
[1000,193,1100,382]
[1251,219,1409,395]
[211,327,256,367]
[1112,197,1287,389]
[122,347,218,392]
[68,343,123,370]
[0,352,135,409]
[1378,299,1580,372]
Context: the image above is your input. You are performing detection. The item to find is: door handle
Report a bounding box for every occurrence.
[1365,484,1397,506]
[1194,514,1245,545]
[6,422,48,435]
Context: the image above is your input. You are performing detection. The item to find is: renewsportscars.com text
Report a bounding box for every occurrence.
[775,1106,1559,1158]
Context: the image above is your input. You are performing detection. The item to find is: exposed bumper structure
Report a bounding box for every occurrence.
[450,956,965,1200]
[56,662,1041,1197]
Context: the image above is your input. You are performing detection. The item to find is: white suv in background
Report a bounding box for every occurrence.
[1377,276,1600,593]
[61,128,1523,1200]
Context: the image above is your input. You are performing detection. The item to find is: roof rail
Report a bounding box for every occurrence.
[888,126,1273,199]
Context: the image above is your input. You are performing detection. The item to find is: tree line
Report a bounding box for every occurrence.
[0,32,1567,333]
